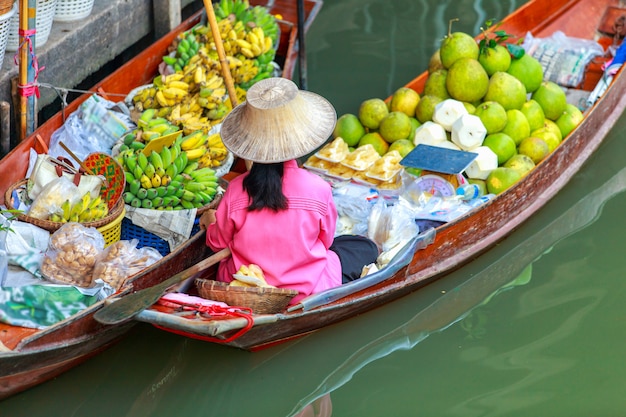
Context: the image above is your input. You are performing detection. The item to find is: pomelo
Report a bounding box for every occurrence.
[483,71,527,110]
[556,103,584,138]
[531,128,560,153]
[502,109,530,146]
[541,119,563,142]
[357,132,389,156]
[446,58,489,103]
[482,132,517,165]
[506,53,544,93]
[423,69,450,100]
[333,113,366,147]
[474,101,508,134]
[379,111,412,143]
[478,44,511,76]
[518,136,549,164]
[415,95,443,124]
[503,154,535,177]
[407,117,421,142]
[388,139,415,157]
[390,87,421,117]
[358,98,389,130]
[486,167,522,194]
[440,32,479,69]
[520,99,545,131]
[531,81,567,121]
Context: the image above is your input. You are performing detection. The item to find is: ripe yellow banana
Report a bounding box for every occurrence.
[185,146,207,160]
[162,87,188,100]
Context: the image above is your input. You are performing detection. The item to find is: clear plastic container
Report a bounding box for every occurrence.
[456,184,481,200]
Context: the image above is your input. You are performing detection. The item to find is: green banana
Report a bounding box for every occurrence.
[160,146,172,169]
[136,188,149,200]
[150,150,164,171]
[137,152,149,171]
[123,192,135,204]
[146,188,159,200]
[124,154,137,173]
[184,181,206,192]
[143,163,156,179]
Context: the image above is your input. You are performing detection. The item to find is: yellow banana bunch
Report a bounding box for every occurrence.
[51,193,109,223]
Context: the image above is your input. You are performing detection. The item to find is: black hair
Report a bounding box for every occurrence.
[242,162,288,211]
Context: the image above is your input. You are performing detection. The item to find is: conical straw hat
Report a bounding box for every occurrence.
[220,77,337,163]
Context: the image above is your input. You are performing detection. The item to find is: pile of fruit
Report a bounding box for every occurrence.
[325,20,586,195]
[116,109,222,211]
[131,0,280,133]
[48,192,110,224]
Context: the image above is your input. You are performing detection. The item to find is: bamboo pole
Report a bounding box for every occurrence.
[202,0,253,170]
[202,0,238,109]
[17,0,36,142]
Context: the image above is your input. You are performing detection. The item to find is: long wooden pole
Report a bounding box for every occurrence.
[296,0,307,89]
[18,0,36,142]
[202,0,238,109]
[202,0,253,170]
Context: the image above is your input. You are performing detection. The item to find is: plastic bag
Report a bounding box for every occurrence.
[523,30,604,87]
[27,153,103,201]
[28,176,83,220]
[333,194,374,236]
[48,95,135,161]
[93,239,162,290]
[41,223,105,287]
[367,199,419,253]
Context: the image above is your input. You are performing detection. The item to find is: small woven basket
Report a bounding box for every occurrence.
[195,279,298,314]
[54,0,94,22]
[5,179,125,232]
[0,0,14,16]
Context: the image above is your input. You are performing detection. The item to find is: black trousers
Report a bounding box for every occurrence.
[329,235,379,284]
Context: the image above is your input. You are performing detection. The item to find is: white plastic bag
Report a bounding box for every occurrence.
[523,30,604,87]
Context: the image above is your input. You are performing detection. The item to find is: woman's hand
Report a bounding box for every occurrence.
[199,209,217,230]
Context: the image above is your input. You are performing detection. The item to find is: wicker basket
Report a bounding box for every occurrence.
[195,278,298,314]
[54,0,94,22]
[0,2,15,64]
[0,0,14,16]
[4,179,125,232]
[6,0,57,51]
[97,206,125,247]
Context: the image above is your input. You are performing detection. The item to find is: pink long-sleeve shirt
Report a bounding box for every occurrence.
[206,160,341,304]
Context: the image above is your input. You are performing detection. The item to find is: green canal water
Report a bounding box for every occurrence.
[3,0,626,415]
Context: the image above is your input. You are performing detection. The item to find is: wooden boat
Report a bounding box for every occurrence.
[3,158,622,414]
[122,0,626,350]
[0,0,322,399]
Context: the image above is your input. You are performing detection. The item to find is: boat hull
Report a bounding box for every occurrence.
[133,0,626,350]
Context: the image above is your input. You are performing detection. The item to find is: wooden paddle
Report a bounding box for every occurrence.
[94,247,231,325]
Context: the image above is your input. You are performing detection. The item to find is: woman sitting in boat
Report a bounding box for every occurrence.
[199,77,379,305]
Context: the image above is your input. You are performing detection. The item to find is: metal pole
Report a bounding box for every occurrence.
[296,0,307,90]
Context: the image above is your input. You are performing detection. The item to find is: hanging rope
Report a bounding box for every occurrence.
[13,28,43,99]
